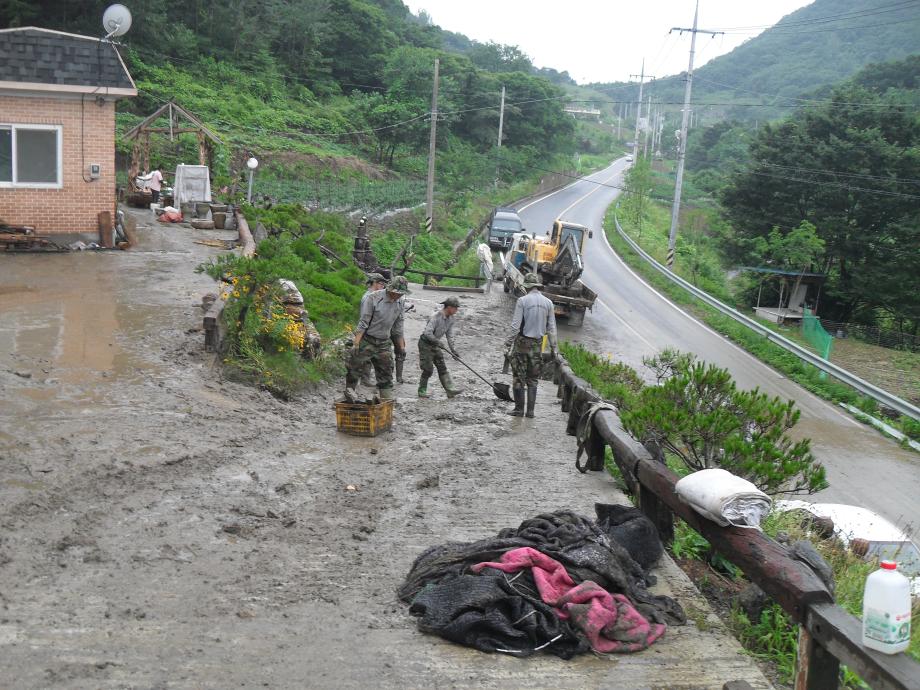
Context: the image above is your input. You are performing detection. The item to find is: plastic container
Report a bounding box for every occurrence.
[334,399,393,436]
[862,560,912,654]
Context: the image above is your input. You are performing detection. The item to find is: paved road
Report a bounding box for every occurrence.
[515,158,920,533]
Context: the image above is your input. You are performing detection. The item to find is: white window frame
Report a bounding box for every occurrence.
[0,124,63,189]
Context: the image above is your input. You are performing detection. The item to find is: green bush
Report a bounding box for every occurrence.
[197,204,363,396]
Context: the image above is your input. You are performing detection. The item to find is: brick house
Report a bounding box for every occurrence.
[0,27,136,234]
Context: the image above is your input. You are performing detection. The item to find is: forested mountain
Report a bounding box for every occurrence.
[588,0,920,123]
[0,0,589,201]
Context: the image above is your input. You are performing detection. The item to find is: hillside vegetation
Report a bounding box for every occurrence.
[585,0,920,124]
[3,0,606,219]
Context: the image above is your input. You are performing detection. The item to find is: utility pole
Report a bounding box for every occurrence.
[497,85,506,149]
[425,58,439,234]
[630,61,656,160]
[643,94,652,158]
[494,84,505,188]
[666,1,722,268]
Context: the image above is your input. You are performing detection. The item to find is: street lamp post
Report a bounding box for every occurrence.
[246,157,258,204]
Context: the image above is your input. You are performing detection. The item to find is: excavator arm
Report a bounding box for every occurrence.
[539,228,583,286]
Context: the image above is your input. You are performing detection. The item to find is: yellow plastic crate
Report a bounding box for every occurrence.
[335,399,394,437]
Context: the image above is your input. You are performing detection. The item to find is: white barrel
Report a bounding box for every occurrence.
[862,560,911,654]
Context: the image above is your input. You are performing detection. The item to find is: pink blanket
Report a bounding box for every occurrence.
[471,547,666,653]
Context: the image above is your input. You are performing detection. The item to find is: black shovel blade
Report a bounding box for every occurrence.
[492,382,513,402]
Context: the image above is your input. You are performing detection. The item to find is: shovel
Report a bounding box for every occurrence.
[437,344,513,402]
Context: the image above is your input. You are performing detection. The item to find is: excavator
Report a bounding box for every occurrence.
[501,219,597,327]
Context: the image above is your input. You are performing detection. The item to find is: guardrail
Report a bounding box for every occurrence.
[611,210,920,422]
[553,353,920,690]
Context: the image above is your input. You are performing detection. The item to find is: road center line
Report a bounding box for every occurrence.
[595,297,656,350]
[556,169,622,219]
[517,161,623,213]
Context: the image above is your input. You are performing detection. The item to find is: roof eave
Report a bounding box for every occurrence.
[0,80,137,97]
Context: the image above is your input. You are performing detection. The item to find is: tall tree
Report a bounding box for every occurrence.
[720,83,920,326]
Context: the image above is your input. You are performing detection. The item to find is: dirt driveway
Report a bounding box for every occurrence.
[0,212,770,689]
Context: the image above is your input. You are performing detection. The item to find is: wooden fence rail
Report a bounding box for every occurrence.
[552,354,920,690]
[399,267,483,289]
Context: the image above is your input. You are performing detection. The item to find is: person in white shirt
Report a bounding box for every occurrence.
[505,273,557,417]
[141,168,164,202]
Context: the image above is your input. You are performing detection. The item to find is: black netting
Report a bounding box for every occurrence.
[399,506,685,658]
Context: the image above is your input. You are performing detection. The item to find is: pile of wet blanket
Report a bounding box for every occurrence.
[398,504,685,659]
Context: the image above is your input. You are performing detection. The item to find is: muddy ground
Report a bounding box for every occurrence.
[0,210,770,689]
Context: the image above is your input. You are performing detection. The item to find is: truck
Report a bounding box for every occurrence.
[487,207,524,251]
[501,219,597,327]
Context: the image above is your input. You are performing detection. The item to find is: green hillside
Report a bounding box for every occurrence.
[586,0,920,123]
[2,0,611,216]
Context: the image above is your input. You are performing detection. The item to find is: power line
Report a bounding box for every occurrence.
[718,15,920,37]
[734,169,920,200]
[750,162,920,187]
[706,0,920,32]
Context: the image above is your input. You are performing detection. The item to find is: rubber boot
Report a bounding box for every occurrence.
[378,387,395,401]
[440,373,462,399]
[418,374,431,398]
[525,384,538,418]
[507,386,525,416]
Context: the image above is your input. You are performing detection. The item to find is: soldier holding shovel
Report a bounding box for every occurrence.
[417,296,462,399]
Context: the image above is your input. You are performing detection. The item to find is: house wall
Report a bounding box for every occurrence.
[0,93,116,235]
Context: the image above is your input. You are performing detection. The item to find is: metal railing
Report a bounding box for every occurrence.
[552,353,920,690]
[611,211,920,421]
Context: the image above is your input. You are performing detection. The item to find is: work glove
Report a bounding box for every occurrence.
[541,351,554,363]
[450,349,460,360]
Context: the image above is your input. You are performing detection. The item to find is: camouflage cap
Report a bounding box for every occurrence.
[440,296,460,308]
[386,275,411,295]
[365,272,385,285]
[523,272,542,289]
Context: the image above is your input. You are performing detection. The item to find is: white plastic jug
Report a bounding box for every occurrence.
[862,560,912,654]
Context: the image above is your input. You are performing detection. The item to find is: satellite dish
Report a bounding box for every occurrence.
[102,4,132,37]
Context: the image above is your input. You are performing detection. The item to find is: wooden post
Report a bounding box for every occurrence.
[142,133,150,173]
[633,441,669,544]
[561,383,573,413]
[197,132,207,166]
[795,626,840,690]
[97,211,114,249]
[586,431,606,472]
[566,388,582,435]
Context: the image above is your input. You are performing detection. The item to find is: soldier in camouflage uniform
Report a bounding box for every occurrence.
[344,275,409,402]
[359,273,387,386]
[505,272,557,417]
[417,296,461,398]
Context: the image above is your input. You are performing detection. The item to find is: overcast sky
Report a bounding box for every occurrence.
[403,0,815,84]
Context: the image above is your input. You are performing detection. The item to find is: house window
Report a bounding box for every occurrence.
[0,125,62,188]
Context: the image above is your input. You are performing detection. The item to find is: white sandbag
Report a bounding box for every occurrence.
[477,243,493,271]
[675,468,772,529]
